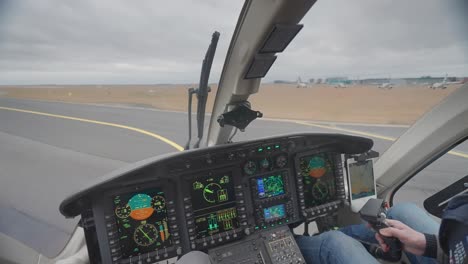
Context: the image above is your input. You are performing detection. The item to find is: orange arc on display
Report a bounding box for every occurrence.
[309,168,326,178]
[130,208,155,221]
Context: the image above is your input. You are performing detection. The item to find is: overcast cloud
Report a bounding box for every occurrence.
[0,0,467,84]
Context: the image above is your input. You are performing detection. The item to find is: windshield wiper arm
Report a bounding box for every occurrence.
[185,31,220,150]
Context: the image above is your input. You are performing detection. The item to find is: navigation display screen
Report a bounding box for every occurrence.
[190,173,239,239]
[299,153,337,207]
[263,204,286,222]
[349,160,376,200]
[256,173,285,199]
[113,188,172,258]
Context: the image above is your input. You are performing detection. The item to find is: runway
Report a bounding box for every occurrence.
[0,97,467,256]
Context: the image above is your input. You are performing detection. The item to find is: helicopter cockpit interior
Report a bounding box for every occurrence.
[60,133,378,264]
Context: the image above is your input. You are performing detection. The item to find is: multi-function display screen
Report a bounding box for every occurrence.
[263,204,286,222]
[349,159,376,200]
[113,188,172,258]
[190,173,239,239]
[256,173,285,199]
[299,153,337,207]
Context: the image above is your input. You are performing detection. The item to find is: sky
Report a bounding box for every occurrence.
[0,0,467,85]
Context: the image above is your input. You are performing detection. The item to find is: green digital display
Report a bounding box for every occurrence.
[299,153,337,207]
[113,189,172,258]
[263,204,286,222]
[190,173,239,239]
[256,174,285,199]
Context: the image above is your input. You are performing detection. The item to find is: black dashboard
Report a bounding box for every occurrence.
[60,133,373,264]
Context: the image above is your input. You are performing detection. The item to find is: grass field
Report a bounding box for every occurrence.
[0,83,461,125]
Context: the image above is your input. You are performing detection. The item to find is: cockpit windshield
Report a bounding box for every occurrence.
[0,0,466,260]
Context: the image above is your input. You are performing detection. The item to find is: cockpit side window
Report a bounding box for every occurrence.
[392,139,468,210]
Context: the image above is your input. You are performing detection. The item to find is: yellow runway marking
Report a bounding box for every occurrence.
[0,106,184,152]
[294,121,468,159]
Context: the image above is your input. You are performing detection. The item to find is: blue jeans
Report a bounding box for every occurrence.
[296,203,440,264]
[296,231,380,263]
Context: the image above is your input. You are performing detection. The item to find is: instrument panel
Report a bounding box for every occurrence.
[112,189,172,258]
[61,133,373,264]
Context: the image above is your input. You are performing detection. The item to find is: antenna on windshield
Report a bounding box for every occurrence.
[185,31,220,150]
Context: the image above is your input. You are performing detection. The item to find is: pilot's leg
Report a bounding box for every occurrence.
[295,230,379,264]
[340,203,439,264]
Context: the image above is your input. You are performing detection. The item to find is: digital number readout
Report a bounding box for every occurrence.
[190,173,239,239]
[113,189,172,258]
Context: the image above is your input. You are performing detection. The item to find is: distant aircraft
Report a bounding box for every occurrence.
[334,83,347,88]
[379,83,393,90]
[430,74,448,89]
[429,74,460,89]
[379,80,393,90]
[296,77,308,88]
[379,76,394,90]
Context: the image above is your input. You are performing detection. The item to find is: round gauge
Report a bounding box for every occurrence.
[243,160,257,175]
[133,223,158,247]
[312,181,329,200]
[203,183,222,203]
[115,204,131,219]
[128,194,154,221]
[151,195,166,211]
[275,155,288,168]
[259,158,270,169]
[307,156,327,178]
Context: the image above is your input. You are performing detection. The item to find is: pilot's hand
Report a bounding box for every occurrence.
[375,219,426,256]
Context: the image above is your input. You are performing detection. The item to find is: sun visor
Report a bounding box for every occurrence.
[259,24,303,53]
[244,54,277,79]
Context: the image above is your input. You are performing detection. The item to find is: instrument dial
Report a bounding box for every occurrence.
[151,195,166,211]
[312,181,329,200]
[133,223,158,247]
[243,160,257,175]
[275,155,288,168]
[115,204,131,219]
[203,183,222,203]
[259,158,270,169]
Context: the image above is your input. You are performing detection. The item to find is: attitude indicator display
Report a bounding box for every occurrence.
[113,189,172,258]
[190,173,239,239]
[299,153,337,207]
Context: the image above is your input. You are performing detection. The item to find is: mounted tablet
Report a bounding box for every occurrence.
[347,158,377,212]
